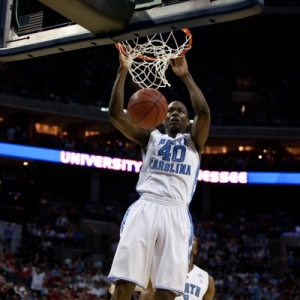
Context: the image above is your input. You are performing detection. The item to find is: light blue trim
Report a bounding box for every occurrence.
[120,201,138,234]
[107,275,146,290]
[154,285,184,296]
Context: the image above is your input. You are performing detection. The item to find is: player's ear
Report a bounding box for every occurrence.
[109,283,115,295]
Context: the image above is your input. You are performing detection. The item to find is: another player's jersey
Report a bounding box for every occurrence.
[178,265,209,300]
[136,130,200,205]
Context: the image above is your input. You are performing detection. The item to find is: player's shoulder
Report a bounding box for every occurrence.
[151,129,163,137]
[192,264,202,272]
[191,265,206,275]
[183,132,196,144]
[147,128,161,141]
[191,265,210,280]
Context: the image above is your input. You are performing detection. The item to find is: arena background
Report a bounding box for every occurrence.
[0,0,300,299]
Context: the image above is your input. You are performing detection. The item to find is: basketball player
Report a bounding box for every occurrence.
[139,236,215,300]
[108,52,211,300]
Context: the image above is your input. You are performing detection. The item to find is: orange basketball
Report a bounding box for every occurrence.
[127,88,168,129]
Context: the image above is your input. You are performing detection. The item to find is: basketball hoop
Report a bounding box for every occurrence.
[115,28,192,89]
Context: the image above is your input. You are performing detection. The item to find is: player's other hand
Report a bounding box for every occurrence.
[170,55,189,77]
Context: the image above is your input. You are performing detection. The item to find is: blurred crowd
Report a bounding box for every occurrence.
[193,210,300,299]
[0,168,300,299]
[1,40,300,173]
[1,122,300,171]
[1,46,300,172]
[0,44,300,128]
[0,188,111,300]
[1,202,300,299]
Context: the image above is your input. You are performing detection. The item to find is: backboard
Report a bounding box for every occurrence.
[0,0,264,62]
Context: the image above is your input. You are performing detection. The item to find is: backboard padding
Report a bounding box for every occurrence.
[0,0,264,62]
[38,0,136,34]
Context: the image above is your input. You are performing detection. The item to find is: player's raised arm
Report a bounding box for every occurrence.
[108,52,152,148]
[170,55,211,155]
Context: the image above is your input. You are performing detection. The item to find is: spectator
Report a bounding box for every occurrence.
[14,281,27,297]
[30,267,45,296]
[88,281,106,297]
[55,215,68,228]
[20,291,34,300]
[74,258,85,273]
[2,222,15,253]
[6,126,16,142]
[50,264,62,277]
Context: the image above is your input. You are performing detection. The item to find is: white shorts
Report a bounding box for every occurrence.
[108,194,193,295]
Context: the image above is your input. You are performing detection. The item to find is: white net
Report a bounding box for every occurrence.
[116,28,192,89]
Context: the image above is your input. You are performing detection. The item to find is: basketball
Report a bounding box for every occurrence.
[127,88,168,129]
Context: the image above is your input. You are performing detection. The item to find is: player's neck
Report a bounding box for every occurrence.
[166,131,181,138]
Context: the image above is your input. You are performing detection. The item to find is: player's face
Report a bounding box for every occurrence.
[164,101,189,134]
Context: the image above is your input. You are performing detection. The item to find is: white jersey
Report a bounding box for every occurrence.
[136,130,200,204]
[30,269,45,291]
[177,265,209,300]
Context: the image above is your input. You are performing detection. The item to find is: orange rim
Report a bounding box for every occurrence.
[115,28,192,61]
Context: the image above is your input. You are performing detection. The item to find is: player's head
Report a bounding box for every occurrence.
[163,101,190,134]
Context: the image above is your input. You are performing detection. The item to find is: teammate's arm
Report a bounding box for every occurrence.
[170,55,210,155]
[108,52,153,149]
[203,275,215,300]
